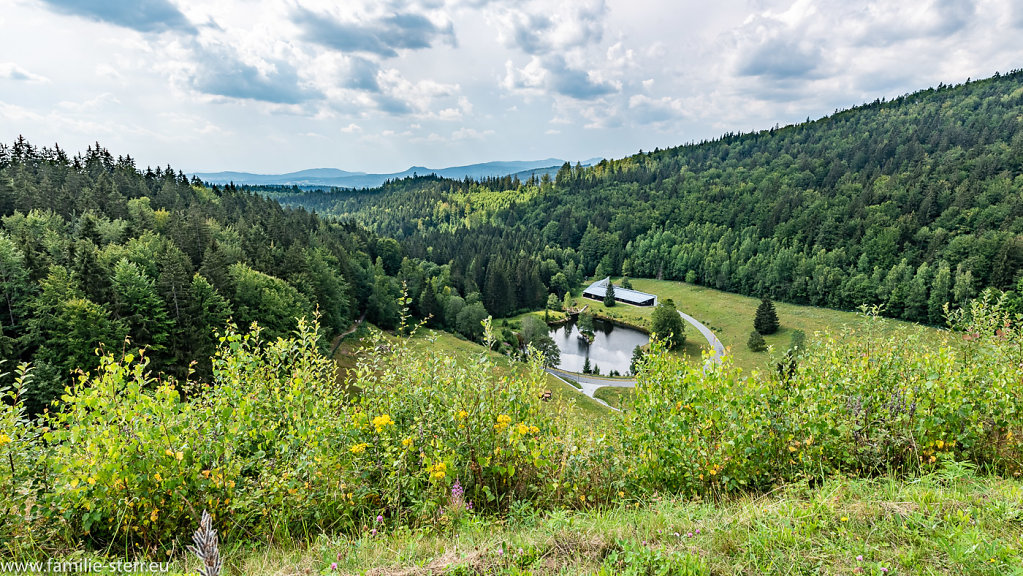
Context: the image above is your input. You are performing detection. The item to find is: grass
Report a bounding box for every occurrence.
[344,326,611,421]
[165,470,1023,575]
[593,386,635,411]
[575,278,948,373]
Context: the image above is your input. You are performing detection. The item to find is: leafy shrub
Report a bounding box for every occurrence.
[620,296,1023,496]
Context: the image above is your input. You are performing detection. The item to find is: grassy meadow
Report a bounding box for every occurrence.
[174,471,1023,575]
[574,278,950,373]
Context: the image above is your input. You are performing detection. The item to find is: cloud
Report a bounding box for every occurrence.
[737,36,822,79]
[38,0,195,34]
[627,94,685,124]
[504,54,617,100]
[292,6,454,58]
[500,0,607,54]
[345,57,382,92]
[189,43,321,104]
[0,63,49,83]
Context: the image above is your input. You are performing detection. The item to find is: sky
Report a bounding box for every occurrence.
[1,0,1022,174]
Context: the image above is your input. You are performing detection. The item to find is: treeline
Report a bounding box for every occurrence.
[277,71,1023,323]
[0,138,418,412]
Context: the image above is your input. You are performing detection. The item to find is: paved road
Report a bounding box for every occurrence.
[545,308,727,406]
[677,311,725,365]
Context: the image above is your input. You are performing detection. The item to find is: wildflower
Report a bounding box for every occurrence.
[0,433,11,446]
[372,414,394,433]
[881,568,888,573]
[370,528,377,536]
[376,515,384,523]
[337,552,342,561]
[687,532,693,538]
[154,472,163,482]
[841,516,848,522]
[618,491,625,498]
[695,529,700,535]
[856,555,863,561]
[457,410,468,419]
[351,443,368,454]
[529,425,539,434]
[936,439,944,449]
[331,563,338,571]
[175,451,184,461]
[87,477,96,485]
[402,436,414,447]
[497,548,503,556]
[164,449,174,457]
[150,508,159,522]
[452,480,465,500]
[430,461,447,480]
[516,423,529,435]
[495,414,511,430]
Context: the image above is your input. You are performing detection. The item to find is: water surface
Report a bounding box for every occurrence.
[548,318,649,375]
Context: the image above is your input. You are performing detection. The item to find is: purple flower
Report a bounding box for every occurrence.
[642,540,648,546]
[452,480,464,500]
[695,529,700,535]
[687,532,693,538]
[376,515,384,523]
[497,548,503,556]
[881,569,888,573]
[467,501,474,511]
[370,528,377,536]
[673,532,680,537]
[336,552,342,561]
[330,562,338,571]
[856,555,863,562]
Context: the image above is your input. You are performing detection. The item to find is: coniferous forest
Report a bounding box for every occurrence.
[276,71,1023,323]
[0,139,417,413]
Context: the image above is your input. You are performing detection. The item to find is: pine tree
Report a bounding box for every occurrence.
[582,356,591,374]
[754,298,779,335]
[747,330,767,352]
[604,281,616,307]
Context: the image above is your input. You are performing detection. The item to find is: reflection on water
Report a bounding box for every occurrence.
[548,317,649,375]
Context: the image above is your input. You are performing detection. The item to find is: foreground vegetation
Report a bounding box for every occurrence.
[177,471,1023,575]
[2,292,1020,570]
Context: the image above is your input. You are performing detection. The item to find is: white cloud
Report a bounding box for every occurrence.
[0,63,49,83]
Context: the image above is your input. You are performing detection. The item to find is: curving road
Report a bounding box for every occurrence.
[546,308,727,405]
[676,310,725,366]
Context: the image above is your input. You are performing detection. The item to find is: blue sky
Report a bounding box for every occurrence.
[1,0,1021,173]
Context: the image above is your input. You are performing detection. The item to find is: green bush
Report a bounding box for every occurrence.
[619,295,1023,496]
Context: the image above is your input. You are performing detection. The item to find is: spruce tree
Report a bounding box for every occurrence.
[603,281,616,307]
[747,330,767,352]
[754,298,779,335]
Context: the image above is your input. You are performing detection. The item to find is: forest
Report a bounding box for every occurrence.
[0,139,422,413]
[275,70,1023,325]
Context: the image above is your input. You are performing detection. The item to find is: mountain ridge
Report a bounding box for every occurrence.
[193,157,603,189]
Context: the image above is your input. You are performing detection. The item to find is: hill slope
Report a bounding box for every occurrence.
[278,71,1023,323]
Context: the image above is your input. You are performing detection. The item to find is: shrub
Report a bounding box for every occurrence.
[747,331,766,352]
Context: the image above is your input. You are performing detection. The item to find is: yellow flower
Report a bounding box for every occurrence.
[840,516,848,522]
[150,509,159,522]
[495,414,511,430]
[529,426,539,434]
[457,410,468,419]
[0,433,11,446]
[87,477,96,486]
[788,446,797,452]
[936,439,944,449]
[351,443,369,454]
[618,491,625,498]
[372,414,394,433]
[402,437,414,447]
[154,472,163,483]
[175,451,184,461]
[516,423,529,435]
[164,449,174,457]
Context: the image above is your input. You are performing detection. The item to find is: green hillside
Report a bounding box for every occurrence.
[277,71,1023,326]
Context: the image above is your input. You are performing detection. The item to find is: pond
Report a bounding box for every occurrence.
[548,317,649,376]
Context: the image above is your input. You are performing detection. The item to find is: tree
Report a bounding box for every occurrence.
[747,330,767,352]
[181,273,232,378]
[622,276,633,290]
[582,356,591,374]
[630,345,645,375]
[111,258,174,356]
[456,301,489,341]
[562,290,573,311]
[651,299,686,349]
[519,315,549,348]
[546,292,561,311]
[604,281,616,307]
[928,261,952,324]
[228,262,313,339]
[754,298,779,335]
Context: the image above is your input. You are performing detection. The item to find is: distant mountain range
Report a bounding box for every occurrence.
[192,158,603,189]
